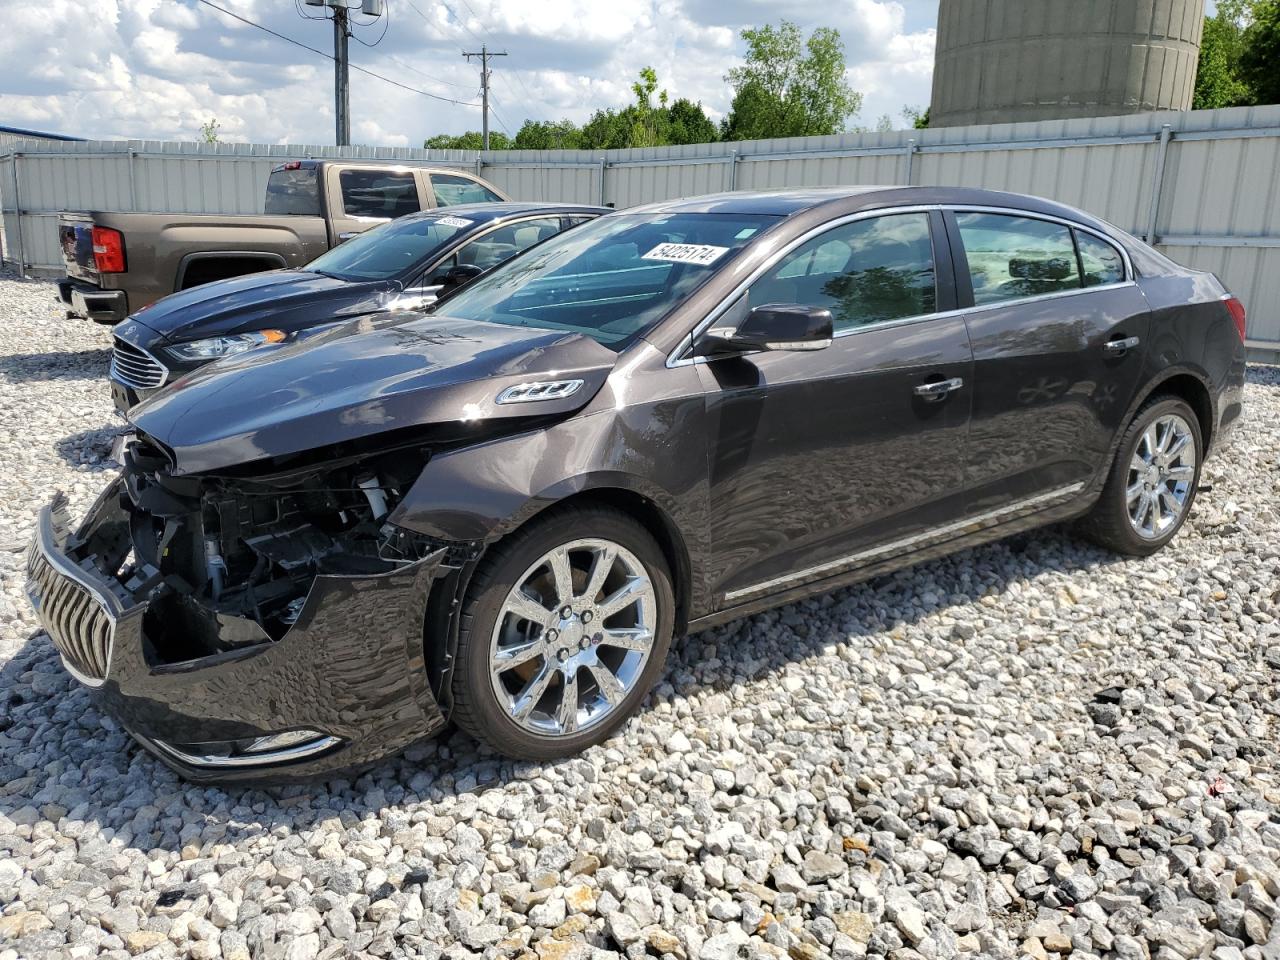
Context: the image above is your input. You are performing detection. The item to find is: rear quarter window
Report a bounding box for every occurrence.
[1076,231,1126,287]
[265,167,321,216]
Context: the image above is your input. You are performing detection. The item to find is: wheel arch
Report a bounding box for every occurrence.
[1131,366,1216,453]
[418,473,698,710]
[175,250,288,290]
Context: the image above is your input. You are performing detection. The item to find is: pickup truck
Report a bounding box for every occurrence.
[56,160,509,323]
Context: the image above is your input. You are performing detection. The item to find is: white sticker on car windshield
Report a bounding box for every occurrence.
[435,216,474,228]
[641,243,730,266]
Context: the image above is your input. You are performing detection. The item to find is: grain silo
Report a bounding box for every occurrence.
[929,0,1205,128]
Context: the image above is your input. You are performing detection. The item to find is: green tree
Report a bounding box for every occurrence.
[578,68,718,148]
[666,98,719,145]
[512,119,583,150]
[1194,2,1256,109]
[424,67,719,152]
[423,131,512,150]
[200,118,220,143]
[721,21,862,141]
[902,105,930,129]
[1240,0,1280,104]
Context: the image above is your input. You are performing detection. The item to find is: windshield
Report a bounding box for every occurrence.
[306,214,477,281]
[431,212,781,348]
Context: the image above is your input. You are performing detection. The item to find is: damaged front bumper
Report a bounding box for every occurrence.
[25,479,449,783]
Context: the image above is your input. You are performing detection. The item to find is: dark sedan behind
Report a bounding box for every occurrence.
[108,202,606,411]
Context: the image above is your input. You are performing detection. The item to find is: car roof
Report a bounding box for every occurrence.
[628,186,1112,232]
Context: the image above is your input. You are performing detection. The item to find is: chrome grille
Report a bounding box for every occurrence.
[26,542,114,684]
[111,338,168,390]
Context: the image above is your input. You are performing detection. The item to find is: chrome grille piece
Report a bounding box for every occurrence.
[26,542,114,684]
[111,338,168,390]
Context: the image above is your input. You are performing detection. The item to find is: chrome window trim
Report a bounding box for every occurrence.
[666,203,1134,368]
[723,481,1086,604]
[950,204,1133,281]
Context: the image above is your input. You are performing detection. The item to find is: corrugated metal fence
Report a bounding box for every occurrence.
[3,104,1279,352]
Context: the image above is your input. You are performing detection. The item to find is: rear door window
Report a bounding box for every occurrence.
[955,212,1082,305]
[1076,231,1126,287]
[430,173,504,206]
[339,169,421,220]
[748,212,938,333]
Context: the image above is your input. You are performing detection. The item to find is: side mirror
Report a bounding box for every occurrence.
[699,303,833,357]
[441,263,484,288]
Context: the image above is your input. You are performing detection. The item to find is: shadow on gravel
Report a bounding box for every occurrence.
[0,348,112,384]
[0,523,1125,860]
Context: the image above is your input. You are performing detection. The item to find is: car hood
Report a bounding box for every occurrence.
[130,270,392,341]
[127,311,618,475]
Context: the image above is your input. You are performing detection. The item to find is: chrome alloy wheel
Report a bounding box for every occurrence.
[1127,413,1197,540]
[488,539,658,737]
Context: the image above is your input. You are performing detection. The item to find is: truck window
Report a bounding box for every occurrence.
[339,169,421,220]
[430,173,503,206]
[265,166,321,216]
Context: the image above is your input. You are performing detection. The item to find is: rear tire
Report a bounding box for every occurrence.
[1077,395,1203,556]
[450,504,674,760]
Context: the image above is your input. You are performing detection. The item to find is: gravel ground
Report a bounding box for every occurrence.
[0,268,1278,960]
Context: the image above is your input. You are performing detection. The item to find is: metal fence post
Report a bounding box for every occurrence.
[128,150,138,211]
[728,150,740,191]
[599,158,607,206]
[1145,123,1173,244]
[904,138,917,185]
[11,153,25,275]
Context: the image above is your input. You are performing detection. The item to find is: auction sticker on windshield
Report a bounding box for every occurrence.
[435,216,474,228]
[641,243,730,266]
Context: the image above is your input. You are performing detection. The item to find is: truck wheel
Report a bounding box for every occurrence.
[1077,395,1203,556]
[450,504,674,759]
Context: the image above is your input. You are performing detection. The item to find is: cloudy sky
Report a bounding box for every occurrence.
[0,0,939,146]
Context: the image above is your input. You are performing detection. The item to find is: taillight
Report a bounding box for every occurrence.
[91,226,126,274]
[1223,295,1247,342]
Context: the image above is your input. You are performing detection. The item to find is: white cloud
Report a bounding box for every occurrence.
[0,0,942,144]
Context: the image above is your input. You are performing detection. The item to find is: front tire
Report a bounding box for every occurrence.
[1077,395,1203,556]
[450,504,675,760]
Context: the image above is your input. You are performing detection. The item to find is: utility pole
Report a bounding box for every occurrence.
[462,45,507,150]
[333,5,350,146]
[302,0,381,146]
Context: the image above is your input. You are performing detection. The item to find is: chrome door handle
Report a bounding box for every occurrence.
[914,377,964,399]
[338,232,359,241]
[1103,336,1140,355]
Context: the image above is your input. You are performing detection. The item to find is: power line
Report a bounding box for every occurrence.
[194,0,479,106]
[487,92,513,135]
[440,0,486,46]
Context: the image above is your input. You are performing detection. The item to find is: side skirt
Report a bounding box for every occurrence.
[687,489,1097,635]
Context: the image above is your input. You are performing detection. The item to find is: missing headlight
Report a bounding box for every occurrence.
[120,436,433,661]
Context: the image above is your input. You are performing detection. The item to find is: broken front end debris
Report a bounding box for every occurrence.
[25,434,464,782]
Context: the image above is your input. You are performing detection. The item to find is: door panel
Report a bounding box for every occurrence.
[701,319,974,602]
[950,212,1151,510]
